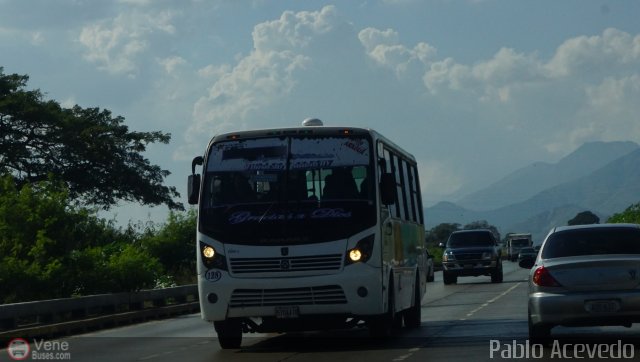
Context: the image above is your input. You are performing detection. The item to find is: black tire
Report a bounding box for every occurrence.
[528,310,551,344]
[404,276,422,328]
[214,320,242,349]
[491,261,503,283]
[427,267,435,282]
[369,276,400,338]
[443,271,457,285]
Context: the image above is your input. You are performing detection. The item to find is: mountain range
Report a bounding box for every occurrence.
[424,141,640,243]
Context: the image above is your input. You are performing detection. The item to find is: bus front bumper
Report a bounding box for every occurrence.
[198,263,385,322]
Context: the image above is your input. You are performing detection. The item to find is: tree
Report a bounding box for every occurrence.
[463,220,501,241]
[568,211,600,225]
[140,209,197,285]
[0,67,181,210]
[608,203,640,224]
[426,223,461,245]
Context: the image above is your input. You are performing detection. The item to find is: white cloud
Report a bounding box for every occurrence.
[157,55,186,75]
[358,27,436,77]
[252,5,337,52]
[546,28,640,78]
[78,10,176,76]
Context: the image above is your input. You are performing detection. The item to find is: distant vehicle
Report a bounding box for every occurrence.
[506,233,533,261]
[188,120,427,348]
[440,229,503,284]
[520,223,640,342]
[517,247,537,262]
[426,249,435,282]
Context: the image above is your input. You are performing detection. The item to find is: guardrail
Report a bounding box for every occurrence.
[0,285,199,341]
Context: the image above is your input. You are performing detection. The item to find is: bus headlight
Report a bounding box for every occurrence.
[349,249,362,262]
[203,246,215,259]
[200,242,227,271]
[345,234,374,265]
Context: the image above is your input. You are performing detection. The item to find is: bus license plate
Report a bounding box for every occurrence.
[275,306,300,319]
[585,300,620,313]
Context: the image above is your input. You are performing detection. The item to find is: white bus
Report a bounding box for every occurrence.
[187,119,426,348]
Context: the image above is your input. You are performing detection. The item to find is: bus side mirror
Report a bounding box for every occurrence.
[188,156,204,205]
[380,173,395,205]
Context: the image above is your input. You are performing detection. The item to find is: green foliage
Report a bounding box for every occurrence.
[608,203,640,224]
[140,209,197,285]
[568,210,600,225]
[0,175,166,303]
[0,67,181,210]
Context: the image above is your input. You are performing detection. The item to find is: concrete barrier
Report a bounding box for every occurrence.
[0,285,199,341]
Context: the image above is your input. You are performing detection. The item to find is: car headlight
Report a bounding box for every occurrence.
[442,251,455,262]
[482,252,493,260]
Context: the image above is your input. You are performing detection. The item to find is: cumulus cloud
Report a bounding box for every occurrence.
[178,6,346,159]
[252,6,337,52]
[358,27,436,77]
[79,10,176,76]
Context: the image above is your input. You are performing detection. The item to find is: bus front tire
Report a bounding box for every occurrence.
[214,320,242,349]
[403,276,422,328]
[369,279,400,338]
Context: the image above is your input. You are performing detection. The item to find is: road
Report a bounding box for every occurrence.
[4,262,640,361]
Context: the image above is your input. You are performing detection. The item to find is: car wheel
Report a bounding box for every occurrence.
[214,319,243,349]
[443,271,457,285]
[491,262,503,283]
[528,310,551,344]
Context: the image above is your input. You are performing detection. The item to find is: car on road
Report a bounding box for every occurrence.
[520,223,640,342]
[517,247,537,263]
[441,229,503,285]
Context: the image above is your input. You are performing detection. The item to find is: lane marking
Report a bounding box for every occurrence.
[459,283,521,321]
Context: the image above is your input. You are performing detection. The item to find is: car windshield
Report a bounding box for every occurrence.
[512,239,530,247]
[542,227,640,258]
[447,231,494,247]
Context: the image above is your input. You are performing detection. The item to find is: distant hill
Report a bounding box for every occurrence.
[455,141,639,211]
[425,143,640,241]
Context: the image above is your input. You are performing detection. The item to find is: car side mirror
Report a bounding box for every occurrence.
[519,258,535,269]
[379,173,396,205]
[438,242,445,248]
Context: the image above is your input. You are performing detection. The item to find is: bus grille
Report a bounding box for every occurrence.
[229,285,347,307]
[229,254,343,274]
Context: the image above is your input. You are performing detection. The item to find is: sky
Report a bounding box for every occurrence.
[2,0,640,226]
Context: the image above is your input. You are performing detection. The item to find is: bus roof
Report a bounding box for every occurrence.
[207,125,417,163]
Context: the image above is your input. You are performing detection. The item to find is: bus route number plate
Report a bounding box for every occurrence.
[275,306,300,319]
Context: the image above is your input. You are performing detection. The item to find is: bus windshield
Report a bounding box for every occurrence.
[199,135,376,245]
